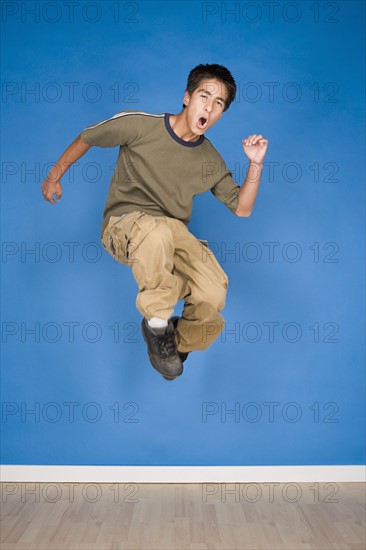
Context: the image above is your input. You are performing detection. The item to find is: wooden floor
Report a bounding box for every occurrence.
[0,483,365,549]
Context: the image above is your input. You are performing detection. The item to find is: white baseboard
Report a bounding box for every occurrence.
[1,465,365,483]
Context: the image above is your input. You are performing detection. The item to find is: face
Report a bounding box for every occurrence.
[183,78,228,135]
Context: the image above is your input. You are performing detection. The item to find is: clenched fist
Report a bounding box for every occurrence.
[41,177,63,205]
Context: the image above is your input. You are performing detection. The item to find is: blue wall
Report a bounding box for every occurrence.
[1,0,364,465]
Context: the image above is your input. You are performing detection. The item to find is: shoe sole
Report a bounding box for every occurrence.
[141,320,183,380]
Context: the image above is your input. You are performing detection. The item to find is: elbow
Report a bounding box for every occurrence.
[235,208,252,218]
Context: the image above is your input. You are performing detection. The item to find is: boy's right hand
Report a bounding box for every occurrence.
[41,177,63,204]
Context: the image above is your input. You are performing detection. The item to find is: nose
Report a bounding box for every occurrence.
[204,101,213,113]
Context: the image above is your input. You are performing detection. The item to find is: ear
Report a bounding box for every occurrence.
[183,90,191,107]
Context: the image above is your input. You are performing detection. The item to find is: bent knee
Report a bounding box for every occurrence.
[194,283,227,311]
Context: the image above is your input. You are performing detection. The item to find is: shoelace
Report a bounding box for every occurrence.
[155,329,177,357]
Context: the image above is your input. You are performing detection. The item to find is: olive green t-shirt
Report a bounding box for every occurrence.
[80,110,240,238]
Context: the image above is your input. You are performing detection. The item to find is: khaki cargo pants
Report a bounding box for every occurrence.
[102,211,228,353]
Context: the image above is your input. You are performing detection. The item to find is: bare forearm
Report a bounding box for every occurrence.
[46,134,92,182]
[41,134,92,204]
[236,161,263,217]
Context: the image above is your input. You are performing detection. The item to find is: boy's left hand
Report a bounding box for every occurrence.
[242,135,268,164]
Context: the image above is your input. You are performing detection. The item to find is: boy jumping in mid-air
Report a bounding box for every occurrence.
[41,63,269,380]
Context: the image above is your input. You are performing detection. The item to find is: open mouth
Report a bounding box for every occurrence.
[197,116,208,129]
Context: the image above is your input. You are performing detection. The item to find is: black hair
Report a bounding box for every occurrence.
[182,63,236,112]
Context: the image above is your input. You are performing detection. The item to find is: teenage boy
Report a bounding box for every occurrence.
[41,63,268,380]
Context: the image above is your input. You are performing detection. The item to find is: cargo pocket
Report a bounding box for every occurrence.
[102,211,146,264]
[105,211,159,269]
[125,212,158,268]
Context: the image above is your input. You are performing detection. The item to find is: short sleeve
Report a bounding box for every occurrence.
[80,110,138,148]
[210,166,240,214]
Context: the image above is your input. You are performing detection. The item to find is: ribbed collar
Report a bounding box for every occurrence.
[164,113,205,147]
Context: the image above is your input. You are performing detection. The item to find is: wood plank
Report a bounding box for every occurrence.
[0,482,364,549]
